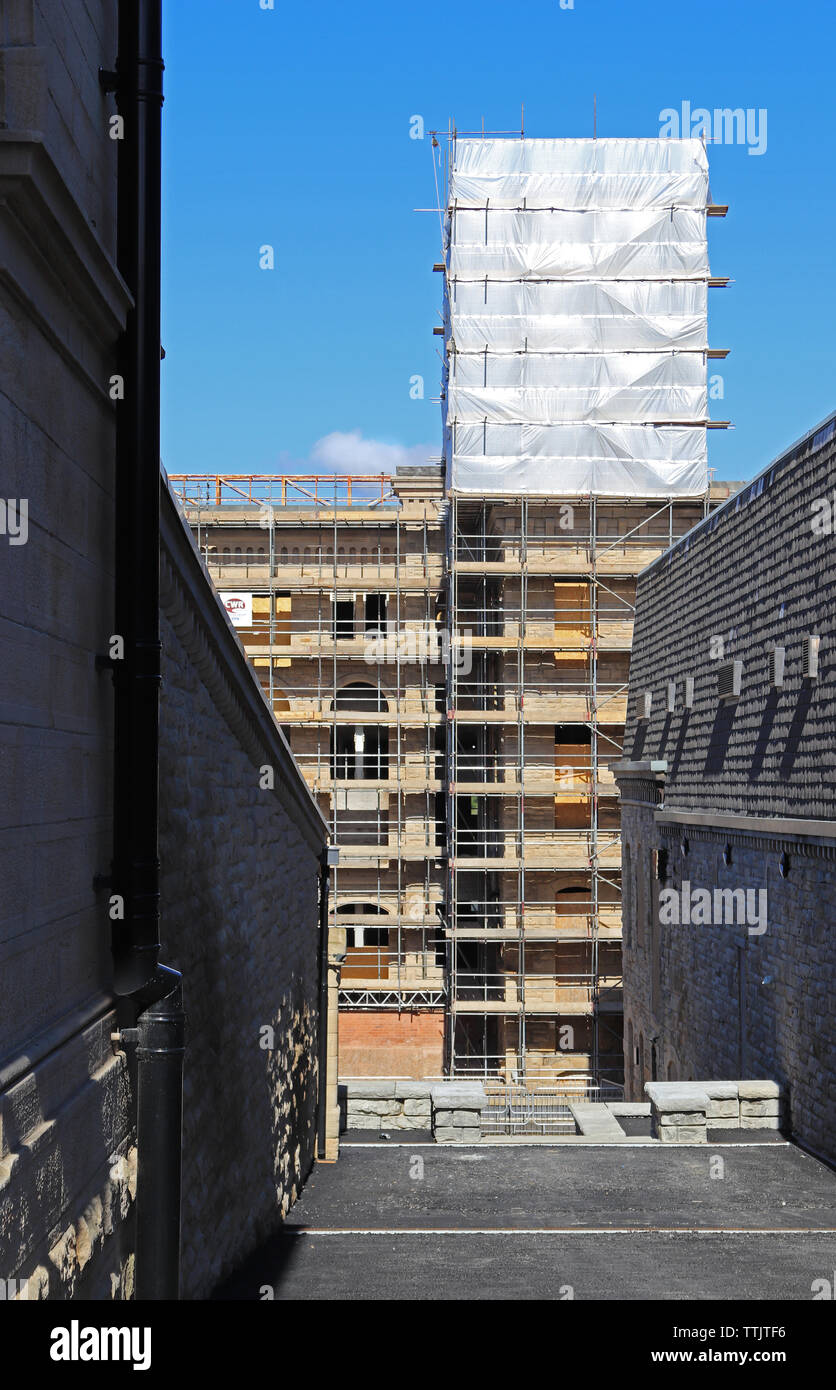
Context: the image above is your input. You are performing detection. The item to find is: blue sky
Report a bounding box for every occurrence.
[161,0,836,485]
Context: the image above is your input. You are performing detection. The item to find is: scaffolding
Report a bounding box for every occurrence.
[444,491,710,1087]
[169,475,721,1090]
[168,132,729,1093]
[435,132,725,1091]
[169,471,450,1022]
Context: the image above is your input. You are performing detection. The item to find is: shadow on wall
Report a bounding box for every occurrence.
[162,811,320,1298]
[779,686,814,780]
[156,622,321,1294]
[668,709,691,778]
[703,703,736,776]
[209,1221,305,1300]
[629,722,648,760]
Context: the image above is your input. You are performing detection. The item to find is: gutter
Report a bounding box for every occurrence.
[101,0,185,1301]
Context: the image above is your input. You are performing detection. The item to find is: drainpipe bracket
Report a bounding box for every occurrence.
[111,1027,139,1056]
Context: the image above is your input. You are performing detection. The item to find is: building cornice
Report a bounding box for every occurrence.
[655,806,836,846]
[0,132,132,344]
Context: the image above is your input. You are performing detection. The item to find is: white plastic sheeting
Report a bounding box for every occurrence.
[449,352,707,423]
[449,136,709,209]
[443,138,712,497]
[450,209,709,280]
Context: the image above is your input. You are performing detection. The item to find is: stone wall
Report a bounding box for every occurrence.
[341,1080,434,1132]
[0,0,136,1300]
[623,415,836,818]
[340,1079,486,1142]
[645,1080,787,1143]
[617,413,836,1164]
[0,0,330,1299]
[159,482,329,1298]
[620,780,835,1161]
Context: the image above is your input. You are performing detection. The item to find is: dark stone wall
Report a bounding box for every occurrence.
[619,412,836,1164]
[624,416,836,818]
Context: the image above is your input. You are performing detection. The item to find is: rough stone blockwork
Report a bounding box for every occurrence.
[340,1081,487,1142]
[618,415,836,1163]
[159,486,328,1298]
[341,1080,433,1132]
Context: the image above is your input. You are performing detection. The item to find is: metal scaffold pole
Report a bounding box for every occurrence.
[518,497,528,1080]
[590,495,600,1084]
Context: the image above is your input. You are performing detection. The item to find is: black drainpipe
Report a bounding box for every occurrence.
[316,847,333,1158]
[101,0,185,1301]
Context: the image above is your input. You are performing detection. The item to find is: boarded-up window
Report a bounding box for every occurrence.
[554,582,591,663]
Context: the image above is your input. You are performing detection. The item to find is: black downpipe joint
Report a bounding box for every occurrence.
[133,966,185,1301]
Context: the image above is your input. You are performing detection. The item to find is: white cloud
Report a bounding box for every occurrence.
[308,430,435,475]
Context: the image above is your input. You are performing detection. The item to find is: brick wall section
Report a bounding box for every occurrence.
[339,1011,444,1079]
[618,413,836,1163]
[159,482,328,1299]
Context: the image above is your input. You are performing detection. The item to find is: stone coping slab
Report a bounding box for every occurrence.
[343,1080,397,1099]
[570,1103,625,1141]
[431,1083,487,1111]
[645,1084,710,1114]
[738,1080,783,1100]
[688,1081,739,1100]
[395,1081,433,1100]
[645,1080,784,1107]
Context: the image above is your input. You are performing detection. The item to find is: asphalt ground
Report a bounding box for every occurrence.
[215,1141,836,1301]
